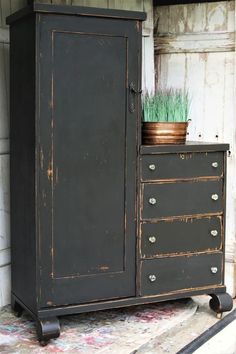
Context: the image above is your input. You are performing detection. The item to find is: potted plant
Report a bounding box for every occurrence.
[142,89,190,145]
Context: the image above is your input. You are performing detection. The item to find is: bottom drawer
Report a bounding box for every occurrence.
[140,253,223,296]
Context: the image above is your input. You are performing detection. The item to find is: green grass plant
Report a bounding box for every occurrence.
[142,89,190,123]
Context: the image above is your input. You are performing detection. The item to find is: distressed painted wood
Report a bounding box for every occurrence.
[155,0,230,4]
[155,32,235,53]
[0,155,10,251]
[142,35,155,92]
[0,248,10,268]
[108,0,143,11]
[35,0,52,4]
[52,0,72,5]
[154,1,236,296]
[72,0,107,6]
[0,264,10,307]
[0,1,10,28]
[0,43,9,140]
[0,154,10,308]
[10,0,27,12]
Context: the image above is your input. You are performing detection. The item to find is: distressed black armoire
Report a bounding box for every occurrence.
[7,2,232,345]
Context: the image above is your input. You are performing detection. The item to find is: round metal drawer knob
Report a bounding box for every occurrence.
[211,194,219,201]
[149,197,157,205]
[148,236,157,244]
[149,274,157,282]
[149,164,156,171]
[212,162,219,168]
[211,267,218,274]
[211,230,218,237]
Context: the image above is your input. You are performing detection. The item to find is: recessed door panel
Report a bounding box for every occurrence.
[53,32,127,278]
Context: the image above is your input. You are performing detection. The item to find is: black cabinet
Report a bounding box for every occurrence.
[7,3,232,345]
[35,5,141,308]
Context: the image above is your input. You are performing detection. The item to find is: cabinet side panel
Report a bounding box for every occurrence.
[10,16,36,313]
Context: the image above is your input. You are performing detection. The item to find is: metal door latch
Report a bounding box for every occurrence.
[129,82,142,113]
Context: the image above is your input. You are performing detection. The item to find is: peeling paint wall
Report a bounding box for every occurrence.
[154,1,236,297]
[0,0,154,307]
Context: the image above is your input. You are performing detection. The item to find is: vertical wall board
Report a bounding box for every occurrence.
[0,1,10,27]
[154,5,169,34]
[206,2,227,32]
[142,36,145,92]
[143,0,153,34]
[3,42,9,129]
[0,265,10,307]
[72,0,108,7]
[142,36,155,93]
[0,248,10,267]
[52,0,72,5]
[227,0,235,31]
[184,53,206,141]
[0,155,10,254]
[168,5,187,33]
[10,0,27,13]
[185,3,207,33]
[35,1,52,4]
[157,54,186,88]
[0,43,9,140]
[108,0,143,11]
[225,261,236,298]
[202,52,226,142]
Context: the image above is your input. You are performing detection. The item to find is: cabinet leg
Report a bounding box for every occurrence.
[11,296,24,318]
[209,293,233,316]
[36,317,60,345]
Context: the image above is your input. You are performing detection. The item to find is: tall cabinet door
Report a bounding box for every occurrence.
[37,12,141,307]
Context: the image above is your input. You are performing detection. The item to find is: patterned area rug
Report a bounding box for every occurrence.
[0,299,197,353]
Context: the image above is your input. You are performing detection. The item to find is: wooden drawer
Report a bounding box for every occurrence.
[141,216,222,258]
[141,180,223,219]
[141,152,224,181]
[140,253,223,296]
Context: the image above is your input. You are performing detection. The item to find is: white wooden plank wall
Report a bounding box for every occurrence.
[154,1,236,296]
[0,0,154,307]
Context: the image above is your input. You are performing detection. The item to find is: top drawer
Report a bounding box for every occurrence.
[141,152,224,181]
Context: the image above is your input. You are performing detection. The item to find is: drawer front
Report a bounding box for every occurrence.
[140,253,223,296]
[141,152,224,181]
[142,180,223,219]
[141,216,222,258]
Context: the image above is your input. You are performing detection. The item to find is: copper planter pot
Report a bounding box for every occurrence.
[142,122,188,145]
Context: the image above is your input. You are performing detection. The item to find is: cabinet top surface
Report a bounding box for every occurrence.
[6,3,146,25]
[140,141,230,154]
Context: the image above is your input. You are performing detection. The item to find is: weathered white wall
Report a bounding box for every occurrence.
[154,1,236,297]
[0,0,154,307]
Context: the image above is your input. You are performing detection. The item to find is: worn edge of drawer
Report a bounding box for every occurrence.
[140,142,229,155]
[139,249,223,260]
[140,211,223,222]
[140,175,224,183]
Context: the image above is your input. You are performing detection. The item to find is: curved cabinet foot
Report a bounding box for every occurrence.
[209,292,233,316]
[11,297,24,318]
[36,317,60,344]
